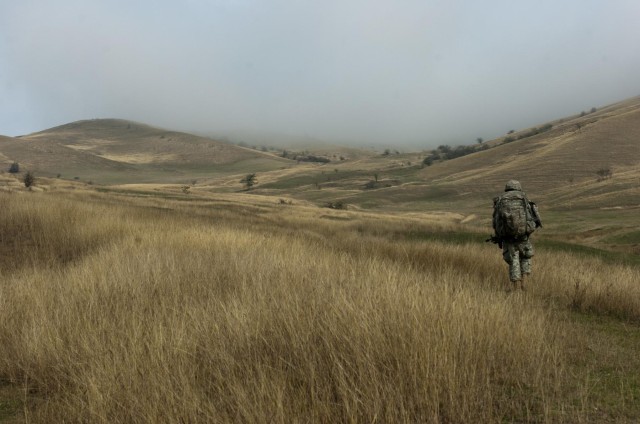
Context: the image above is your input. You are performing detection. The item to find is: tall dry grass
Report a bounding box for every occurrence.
[0,191,637,422]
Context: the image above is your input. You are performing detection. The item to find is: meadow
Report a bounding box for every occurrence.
[1,190,639,423]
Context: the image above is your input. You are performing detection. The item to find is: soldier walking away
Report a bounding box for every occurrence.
[490,180,542,292]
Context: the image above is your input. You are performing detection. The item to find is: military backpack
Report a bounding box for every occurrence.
[493,191,537,239]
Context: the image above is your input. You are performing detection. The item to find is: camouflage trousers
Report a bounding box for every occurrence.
[502,239,534,282]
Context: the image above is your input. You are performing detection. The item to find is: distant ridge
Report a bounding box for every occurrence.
[240,95,640,211]
[1,119,290,184]
[417,95,640,197]
[2,95,640,211]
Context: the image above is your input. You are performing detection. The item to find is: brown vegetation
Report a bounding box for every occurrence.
[0,119,288,184]
[1,191,639,422]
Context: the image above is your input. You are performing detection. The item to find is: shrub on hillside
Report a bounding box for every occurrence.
[325,201,346,209]
[539,123,553,133]
[240,173,257,190]
[23,171,34,188]
[8,162,19,173]
[596,167,612,182]
[281,150,331,163]
[516,124,551,140]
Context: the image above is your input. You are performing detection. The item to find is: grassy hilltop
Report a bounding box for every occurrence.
[1,96,640,422]
[0,119,291,184]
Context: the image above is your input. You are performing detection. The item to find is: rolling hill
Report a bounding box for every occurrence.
[232,95,640,213]
[2,96,639,213]
[0,119,292,184]
[417,96,640,203]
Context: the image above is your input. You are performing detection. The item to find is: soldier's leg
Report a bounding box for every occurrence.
[503,243,521,290]
[519,241,534,290]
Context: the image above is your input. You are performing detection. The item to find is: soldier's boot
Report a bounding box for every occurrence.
[507,280,518,293]
[520,274,529,291]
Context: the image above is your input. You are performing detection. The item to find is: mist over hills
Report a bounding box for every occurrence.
[1,95,639,211]
[230,95,640,211]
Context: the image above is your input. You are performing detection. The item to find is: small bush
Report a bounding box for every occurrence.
[539,123,553,133]
[8,162,19,173]
[444,145,477,160]
[519,129,536,139]
[325,201,346,210]
[23,171,35,188]
[596,168,612,182]
[240,173,257,190]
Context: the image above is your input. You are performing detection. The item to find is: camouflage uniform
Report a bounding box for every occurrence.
[502,238,534,283]
[493,180,537,289]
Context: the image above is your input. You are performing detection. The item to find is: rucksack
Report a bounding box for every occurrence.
[493,191,537,239]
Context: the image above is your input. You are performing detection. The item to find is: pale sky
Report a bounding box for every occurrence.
[1,0,639,148]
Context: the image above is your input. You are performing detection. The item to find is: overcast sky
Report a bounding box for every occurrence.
[1,0,639,148]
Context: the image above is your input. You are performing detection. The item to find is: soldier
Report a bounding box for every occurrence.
[491,180,542,291]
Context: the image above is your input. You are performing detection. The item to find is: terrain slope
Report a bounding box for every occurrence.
[236,95,640,212]
[2,97,639,211]
[0,119,290,184]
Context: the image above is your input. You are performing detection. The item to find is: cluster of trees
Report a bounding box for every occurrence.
[7,162,35,188]
[422,143,487,166]
[420,121,555,167]
[503,124,553,144]
[281,150,331,163]
[236,141,279,153]
[382,149,401,156]
[580,107,597,117]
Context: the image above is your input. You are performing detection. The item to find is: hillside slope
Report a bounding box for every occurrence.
[1,119,290,183]
[236,96,640,212]
[2,97,639,208]
[419,96,640,199]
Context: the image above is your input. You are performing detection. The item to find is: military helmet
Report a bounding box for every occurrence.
[505,180,522,191]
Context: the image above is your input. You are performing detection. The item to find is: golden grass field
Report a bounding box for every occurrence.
[1,96,640,422]
[1,189,639,423]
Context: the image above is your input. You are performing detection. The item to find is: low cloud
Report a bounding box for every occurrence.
[1,0,639,148]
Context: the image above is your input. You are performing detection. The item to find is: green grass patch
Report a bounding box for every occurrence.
[260,169,374,190]
[398,228,640,267]
[0,382,22,422]
[603,230,640,245]
[537,238,640,266]
[259,174,322,190]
